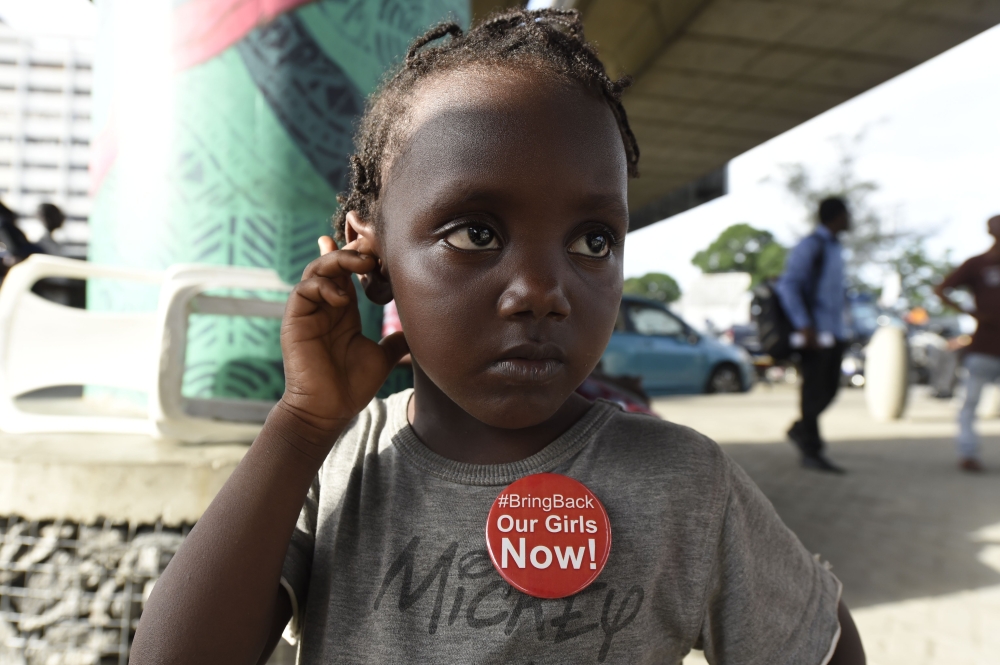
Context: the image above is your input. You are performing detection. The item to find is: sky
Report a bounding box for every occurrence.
[0,0,96,38]
[2,0,997,293]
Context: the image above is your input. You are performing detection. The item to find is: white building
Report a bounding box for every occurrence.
[673,272,753,335]
[0,20,92,257]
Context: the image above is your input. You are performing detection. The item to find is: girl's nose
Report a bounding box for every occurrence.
[496,261,571,322]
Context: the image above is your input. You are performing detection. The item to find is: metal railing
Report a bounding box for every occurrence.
[0,516,187,665]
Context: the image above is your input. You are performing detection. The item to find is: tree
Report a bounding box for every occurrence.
[777,129,953,312]
[691,223,788,286]
[623,272,681,304]
[891,244,955,314]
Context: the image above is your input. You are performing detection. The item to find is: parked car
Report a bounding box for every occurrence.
[575,373,658,417]
[721,323,779,382]
[602,296,755,395]
[722,323,761,355]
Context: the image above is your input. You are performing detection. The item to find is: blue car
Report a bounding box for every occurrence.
[601,296,755,395]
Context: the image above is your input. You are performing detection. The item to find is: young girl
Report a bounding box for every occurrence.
[132,9,864,664]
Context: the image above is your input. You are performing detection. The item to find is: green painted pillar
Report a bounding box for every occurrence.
[89,0,469,401]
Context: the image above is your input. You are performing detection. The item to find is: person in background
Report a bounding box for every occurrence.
[776,197,851,473]
[35,203,67,256]
[0,199,42,264]
[927,333,971,400]
[934,214,1000,473]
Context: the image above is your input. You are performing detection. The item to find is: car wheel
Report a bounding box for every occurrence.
[707,364,743,394]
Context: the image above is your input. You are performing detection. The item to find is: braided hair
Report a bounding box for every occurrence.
[333,7,640,242]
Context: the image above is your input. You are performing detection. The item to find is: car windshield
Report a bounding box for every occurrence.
[628,304,684,336]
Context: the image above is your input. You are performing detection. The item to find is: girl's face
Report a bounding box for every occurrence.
[371,67,628,429]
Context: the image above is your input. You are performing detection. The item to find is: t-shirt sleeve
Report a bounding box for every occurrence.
[280,474,319,641]
[940,260,973,291]
[697,456,842,665]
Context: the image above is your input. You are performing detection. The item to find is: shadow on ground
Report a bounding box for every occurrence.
[723,435,1000,610]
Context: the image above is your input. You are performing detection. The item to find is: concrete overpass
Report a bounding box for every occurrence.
[476,0,1000,230]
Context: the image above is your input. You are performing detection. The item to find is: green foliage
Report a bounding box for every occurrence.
[891,244,955,314]
[623,272,681,304]
[691,223,788,286]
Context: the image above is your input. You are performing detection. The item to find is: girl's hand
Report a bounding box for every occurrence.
[276,236,408,452]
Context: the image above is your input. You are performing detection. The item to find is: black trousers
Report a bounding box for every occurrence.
[795,343,845,455]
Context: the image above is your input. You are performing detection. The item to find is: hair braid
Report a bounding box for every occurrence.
[333,7,640,242]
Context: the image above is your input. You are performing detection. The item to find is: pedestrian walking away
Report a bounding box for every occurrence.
[776,197,851,473]
[934,214,1000,472]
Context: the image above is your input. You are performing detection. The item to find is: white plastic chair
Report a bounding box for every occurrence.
[152,263,290,442]
[0,255,291,442]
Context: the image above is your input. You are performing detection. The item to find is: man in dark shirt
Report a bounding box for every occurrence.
[935,215,1000,472]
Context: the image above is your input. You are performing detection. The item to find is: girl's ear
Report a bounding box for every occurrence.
[344,211,394,305]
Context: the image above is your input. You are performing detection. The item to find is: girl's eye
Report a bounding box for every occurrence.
[569,232,611,258]
[445,225,501,250]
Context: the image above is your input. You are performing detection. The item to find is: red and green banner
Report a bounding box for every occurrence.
[89,0,469,401]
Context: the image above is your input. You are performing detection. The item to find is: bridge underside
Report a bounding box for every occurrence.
[476,0,1000,229]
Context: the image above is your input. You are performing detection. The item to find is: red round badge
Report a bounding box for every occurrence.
[486,473,611,599]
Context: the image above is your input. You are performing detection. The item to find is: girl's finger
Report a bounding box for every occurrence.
[285,276,352,318]
[318,236,336,256]
[301,248,377,281]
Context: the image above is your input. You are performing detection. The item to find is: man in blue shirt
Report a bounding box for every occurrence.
[776,197,850,473]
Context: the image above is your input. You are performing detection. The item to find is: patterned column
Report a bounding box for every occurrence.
[88,0,469,401]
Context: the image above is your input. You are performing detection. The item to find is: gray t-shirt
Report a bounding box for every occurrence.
[281,390,842,664]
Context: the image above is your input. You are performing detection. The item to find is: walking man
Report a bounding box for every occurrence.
[934,215,1000,472]
[776,197,850,473]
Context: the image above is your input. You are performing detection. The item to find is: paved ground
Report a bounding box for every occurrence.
[669,384,1000,665]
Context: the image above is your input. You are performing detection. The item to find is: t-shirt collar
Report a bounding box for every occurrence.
[386,389,618,486]
[815,225,836,242]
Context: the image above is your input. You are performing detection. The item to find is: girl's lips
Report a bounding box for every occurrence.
[487,358,564,383]
[496,342,567,363]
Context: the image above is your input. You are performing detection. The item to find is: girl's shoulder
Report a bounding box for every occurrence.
[581,400,732,488]
[595,401,724,455]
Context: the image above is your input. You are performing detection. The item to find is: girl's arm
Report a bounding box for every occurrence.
[828,600,866,665]
[130,240,407,665]
[933,282,973,318]
[130,408,333,665]
[255,589,293,665]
